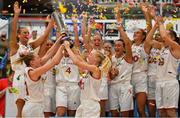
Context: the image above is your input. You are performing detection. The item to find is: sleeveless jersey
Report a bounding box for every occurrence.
[10,43,33,72]
[111,55,133,84]
[10,43,33,86]
[25,67,44,103]
[43,68,55,88]
[148,48,161,76]
[55,57,80,83]
[157,48,179,80]
[132,43,148,73]
[78,72,101,101]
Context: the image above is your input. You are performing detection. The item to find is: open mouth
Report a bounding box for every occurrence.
[24,35,30,40]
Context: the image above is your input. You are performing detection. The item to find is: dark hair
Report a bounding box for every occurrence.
[169,30,180,45]
[114,39,125,48]
[103,40,113,46]
[16,53,34,66]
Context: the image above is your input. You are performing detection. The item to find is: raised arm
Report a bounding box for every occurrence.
[72,16,80,48]
[29,45,64,81]
[158,17,180,59]
[41,37,62,65]
[9,2,21,56]
[82,15,93,52]
[139,3,152,33]
[38,35,50,58]
[64,41,100,80]
[81,12,87,40]
[116,5,133,64]
[144,22,158,54]
[29,18,54,49]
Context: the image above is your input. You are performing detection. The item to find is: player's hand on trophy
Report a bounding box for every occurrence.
[63,40,70,48]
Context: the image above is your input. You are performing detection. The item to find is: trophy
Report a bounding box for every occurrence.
[51,0,74,48]
[52,11,67,34]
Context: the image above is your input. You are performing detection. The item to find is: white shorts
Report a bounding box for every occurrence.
[131,72,147,94]
[156,79,179,109]
[147,75,156,100]
[44,87,56,113]
[22,102,44,117]
[56,82,80,110]
[99,79,108,100]
[109,82,133,112]
[75,100,100,118]
[12,73,26,101]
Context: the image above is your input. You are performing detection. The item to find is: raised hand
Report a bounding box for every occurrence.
[88,16,96,28]
[115,4,122,23]
[14,1,21,15]
[71,15,78,24]
[149,5,157,19]
[139,3,148,13]
[80,12,88,21]
[46,15,51,22]
[63,40,70,48]
[156,16,164,24]
[110,67,119,80]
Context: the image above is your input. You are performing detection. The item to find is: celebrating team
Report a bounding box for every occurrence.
[9,2,180,118]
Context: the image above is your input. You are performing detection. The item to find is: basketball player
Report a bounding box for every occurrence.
[55,49,81,117]
[21,44,64,117]
[81,14,111,117]
[64,41,105,117]
[155,16,180,117]
[108,10,134,117]
[9,2,54,117]
[38,39,56,117]
[55,16,82,117]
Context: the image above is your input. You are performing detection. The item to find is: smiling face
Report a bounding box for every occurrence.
[103,42,112,56]
[18,27,30,45]
[46,40,54,51]
[133,29,146,44]
[114,40,124,56]
[93,34,102,49]
[87,50,105,67]
[103,42,112,53]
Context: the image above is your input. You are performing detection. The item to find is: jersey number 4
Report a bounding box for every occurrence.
[66,67,71,74]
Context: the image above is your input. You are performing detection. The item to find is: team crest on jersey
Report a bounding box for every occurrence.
[78,72,88,89]
[78,79,84,89]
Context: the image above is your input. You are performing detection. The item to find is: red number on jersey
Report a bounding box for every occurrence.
[133,55,139,62]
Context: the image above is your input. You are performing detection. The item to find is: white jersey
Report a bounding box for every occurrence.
[25,67,44,103]
[111,55,133,84]
[10,43,34,100]
[132,43,148,73]
[55,57,80,83]
[79,72,101,101]
[157,48,179,80]
[44,60,55,88]
[148,48,161,76]
[10,43,33,73]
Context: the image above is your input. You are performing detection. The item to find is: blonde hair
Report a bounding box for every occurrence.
[94,50,105,67]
